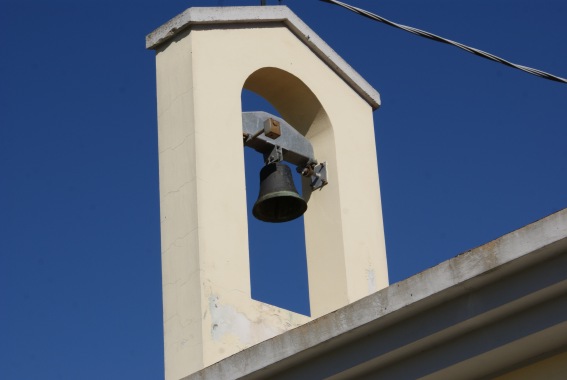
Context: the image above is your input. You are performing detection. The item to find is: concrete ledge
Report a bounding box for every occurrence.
[146,6,381,110]
[184,208,567,379]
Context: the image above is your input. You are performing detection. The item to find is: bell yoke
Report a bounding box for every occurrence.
[242,111,328,223]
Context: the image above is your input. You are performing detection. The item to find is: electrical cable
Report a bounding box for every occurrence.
[320,0,567,84]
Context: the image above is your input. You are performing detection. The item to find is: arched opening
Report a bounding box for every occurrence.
[242,88,310,316]
[243,67,324,136]
[242,67,348,318]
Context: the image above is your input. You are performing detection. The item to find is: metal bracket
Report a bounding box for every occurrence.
[243,112,316,167]
[243,111,328,190]
[299,162,328,190]
[310,162,328,190]
[265,145,283,164]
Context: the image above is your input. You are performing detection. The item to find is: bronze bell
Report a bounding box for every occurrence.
[252,162,307,223]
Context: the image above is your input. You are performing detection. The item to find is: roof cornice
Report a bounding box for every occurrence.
[146,6,381,109]
[184,208,567,379]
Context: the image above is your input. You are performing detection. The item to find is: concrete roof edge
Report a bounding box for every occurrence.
[145,6,381,110]
[185,207,567,379]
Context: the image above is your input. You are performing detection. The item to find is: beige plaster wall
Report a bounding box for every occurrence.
[154,24,388,380]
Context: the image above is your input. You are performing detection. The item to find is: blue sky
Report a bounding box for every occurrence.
[1,0,566,378]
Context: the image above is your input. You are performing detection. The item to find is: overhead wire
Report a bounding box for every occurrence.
[320,0,567,84]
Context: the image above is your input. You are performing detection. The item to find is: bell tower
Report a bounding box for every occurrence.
[147,6,388,380]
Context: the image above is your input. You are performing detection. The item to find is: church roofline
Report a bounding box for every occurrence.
[184,207,567,379]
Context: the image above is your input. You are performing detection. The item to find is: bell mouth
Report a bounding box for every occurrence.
[253,190,307,223]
